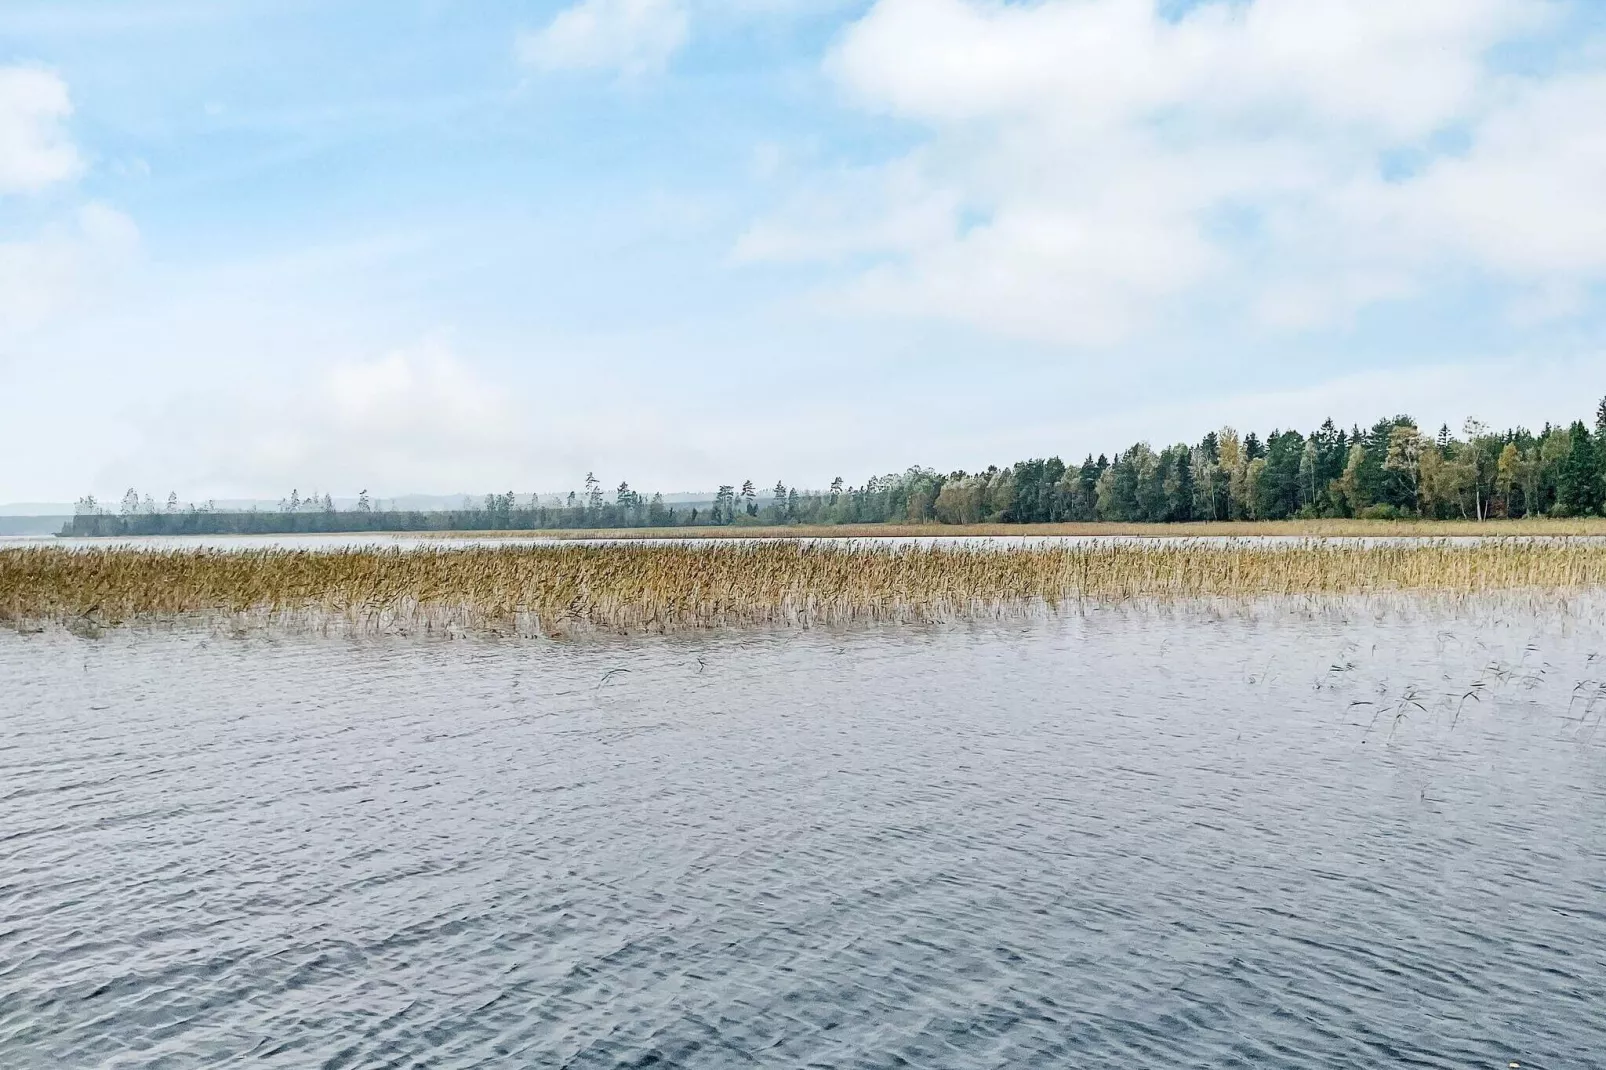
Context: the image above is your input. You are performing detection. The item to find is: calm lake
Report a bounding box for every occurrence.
[3,604,1605,1067]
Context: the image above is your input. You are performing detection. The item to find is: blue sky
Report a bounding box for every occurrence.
[3,0,1606,503]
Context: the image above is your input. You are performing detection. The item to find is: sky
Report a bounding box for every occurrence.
[3,0,1606,504]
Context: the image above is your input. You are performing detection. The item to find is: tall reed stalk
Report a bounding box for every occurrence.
[4,540,1605,636]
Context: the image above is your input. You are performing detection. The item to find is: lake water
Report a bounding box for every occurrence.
[3,605,1605,1067]
[8,531,1606,553]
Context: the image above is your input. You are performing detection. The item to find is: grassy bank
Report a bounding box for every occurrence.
[420,518,1606,540]
[7,540,1606,637]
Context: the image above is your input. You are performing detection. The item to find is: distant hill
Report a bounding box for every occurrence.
[0,516,70,536]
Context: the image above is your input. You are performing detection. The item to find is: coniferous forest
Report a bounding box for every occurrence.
[65,402,1606,535]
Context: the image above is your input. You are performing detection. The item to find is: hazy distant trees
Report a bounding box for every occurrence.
[713,485,736,525]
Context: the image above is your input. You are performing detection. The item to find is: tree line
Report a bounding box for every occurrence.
[68,477,699,536]
[65,401,1606,535]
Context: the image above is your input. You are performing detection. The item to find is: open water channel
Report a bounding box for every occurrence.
[3,602,1605,1067]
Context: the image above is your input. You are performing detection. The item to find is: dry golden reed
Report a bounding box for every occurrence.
[4,540,1606,637]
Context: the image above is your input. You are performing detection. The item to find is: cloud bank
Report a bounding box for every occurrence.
[1,66,139,348]
[740,0,1606,344]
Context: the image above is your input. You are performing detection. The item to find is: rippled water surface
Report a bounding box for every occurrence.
[4,608,1606,1068]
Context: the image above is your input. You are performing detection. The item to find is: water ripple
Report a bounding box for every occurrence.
[3,610,1605,1067]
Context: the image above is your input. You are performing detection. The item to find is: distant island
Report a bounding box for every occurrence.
[62,403,1606,536]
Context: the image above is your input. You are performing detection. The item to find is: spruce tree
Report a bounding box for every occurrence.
[1174,449,1195,522]
[1556,422,1602,516]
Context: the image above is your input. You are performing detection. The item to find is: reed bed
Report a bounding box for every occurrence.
[5,540,1606,637]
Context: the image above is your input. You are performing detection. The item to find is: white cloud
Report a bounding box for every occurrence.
[191,343,536,494]
[518,0,690,78]
[827,0,1542,134]
[0,203,140,342]
[0,65,82,193]
[1401,72,1606,277]
[740,0,1603,344]
[111,342,706,498]
[0,67,135,346]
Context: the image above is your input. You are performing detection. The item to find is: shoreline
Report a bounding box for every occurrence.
[425,519,1606,539]
[38,519,1606,543]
